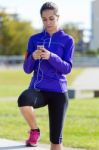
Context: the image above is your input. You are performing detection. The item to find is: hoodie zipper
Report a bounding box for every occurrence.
[48,36,52,48]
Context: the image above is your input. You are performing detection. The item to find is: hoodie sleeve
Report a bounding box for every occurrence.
[48,37,75,74]
[23,36,36,74]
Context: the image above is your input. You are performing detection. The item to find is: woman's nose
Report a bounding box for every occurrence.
[46,20,51,25]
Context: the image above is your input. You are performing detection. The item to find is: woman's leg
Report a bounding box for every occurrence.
[17,89,48,146]
[20,106,38,129]
[17,89,47,129]
[50,143,63,150]
[48,92,69,150]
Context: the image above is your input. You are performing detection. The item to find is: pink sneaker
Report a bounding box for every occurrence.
[26,129,40,147]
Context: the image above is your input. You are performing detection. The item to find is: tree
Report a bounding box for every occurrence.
[0,10,35,55]
[62,23,81,45]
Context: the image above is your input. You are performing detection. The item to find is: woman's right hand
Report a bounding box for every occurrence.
[32,50,42,60]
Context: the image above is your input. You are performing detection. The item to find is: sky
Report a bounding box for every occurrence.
[0,0,92,30]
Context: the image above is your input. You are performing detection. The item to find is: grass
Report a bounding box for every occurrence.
[0,69,31,97]
[0,68,82,97]
[1,68,98,149]
[0,98,99,150]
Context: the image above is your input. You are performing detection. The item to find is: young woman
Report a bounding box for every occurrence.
[18,2,75,150]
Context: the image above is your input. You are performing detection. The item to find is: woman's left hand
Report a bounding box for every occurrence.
[40,48,51,60]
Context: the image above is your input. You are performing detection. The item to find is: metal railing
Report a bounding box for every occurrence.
[0,56,24,65]
[0,55,99,67]
[73,56,99,67]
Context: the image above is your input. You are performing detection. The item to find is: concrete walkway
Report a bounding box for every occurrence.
[0,138,44,150]
[0,139,86,150]
[71,68,99,98]
[72,68,99,90]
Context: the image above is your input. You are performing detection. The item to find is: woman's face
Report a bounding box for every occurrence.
[41,9,59,33]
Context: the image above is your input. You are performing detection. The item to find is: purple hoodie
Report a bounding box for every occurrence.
[23,29,75,92]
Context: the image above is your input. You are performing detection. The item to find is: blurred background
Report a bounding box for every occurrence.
[0,0,99,66]
[0,0,99,67]
[0,0,99,98]
[0,1,99,150]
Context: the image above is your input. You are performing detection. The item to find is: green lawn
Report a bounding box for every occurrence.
[0,98,99,150]
[0,68,82,97]
[1,68,99,150]
[0,69,31,97]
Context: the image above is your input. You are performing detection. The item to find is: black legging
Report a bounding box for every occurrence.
[18,89,69,144]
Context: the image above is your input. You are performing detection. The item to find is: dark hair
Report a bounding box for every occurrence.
[40,2,59,16]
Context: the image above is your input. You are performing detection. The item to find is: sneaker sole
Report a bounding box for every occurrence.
[26,143,37,147]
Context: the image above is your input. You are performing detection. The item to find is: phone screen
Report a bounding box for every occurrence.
[37,45,44,50]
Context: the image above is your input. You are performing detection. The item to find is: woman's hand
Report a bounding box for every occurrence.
[32,48,50,60]
[40,48,51,60]
[32,50,42,60]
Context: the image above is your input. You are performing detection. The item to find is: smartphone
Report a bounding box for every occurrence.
[37,45,44,50]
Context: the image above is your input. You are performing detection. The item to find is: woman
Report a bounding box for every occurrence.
[18,2,74,150]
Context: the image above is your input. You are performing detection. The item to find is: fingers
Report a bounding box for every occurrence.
[38,47,46,52]
[32,50,42,60]
[32,48,50,60]
[41,51,50,60]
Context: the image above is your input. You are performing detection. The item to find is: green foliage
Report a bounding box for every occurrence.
[63,23,80,44]
[0,11,35,55]
[84,49,99,56]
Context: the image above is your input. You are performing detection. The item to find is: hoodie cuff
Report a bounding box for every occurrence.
[48,52,57,63]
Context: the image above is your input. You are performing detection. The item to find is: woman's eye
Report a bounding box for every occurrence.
[50,18,54,21]
[43,19,47,22]
[42,17,55,22]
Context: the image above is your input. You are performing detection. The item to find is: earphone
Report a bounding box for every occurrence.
[34,30,51,90]
[33,29,63,90]
[33,59,43,90]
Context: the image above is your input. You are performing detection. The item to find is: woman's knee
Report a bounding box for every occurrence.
[17,89,31,107]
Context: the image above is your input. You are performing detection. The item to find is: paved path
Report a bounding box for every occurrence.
[0,139,86,150]
[71,68,99,98]
[72,68,99,90]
